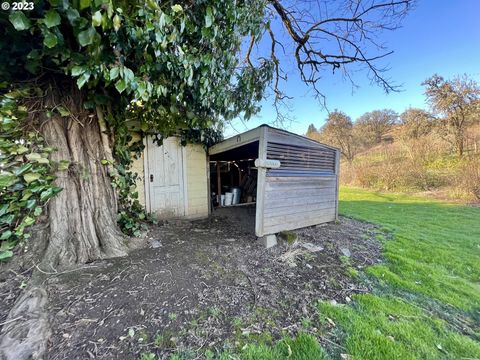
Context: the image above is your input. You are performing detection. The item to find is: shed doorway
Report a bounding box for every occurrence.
[209,140,259,235]
[145,136,185,218]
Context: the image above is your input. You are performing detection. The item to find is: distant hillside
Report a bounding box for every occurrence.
[339,124,480,202]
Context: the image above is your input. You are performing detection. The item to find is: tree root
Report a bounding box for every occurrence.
[0,281,50,360]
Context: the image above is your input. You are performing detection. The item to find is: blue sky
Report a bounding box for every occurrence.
[224,0,480,137]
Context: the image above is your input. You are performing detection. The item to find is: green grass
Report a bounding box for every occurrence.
[167,333,328,360]
[317,187,480,359]
[339,187,480,310]
[236,333,328,360]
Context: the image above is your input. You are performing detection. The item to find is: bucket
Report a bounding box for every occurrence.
[231,187,242,205]
[224,192,233,206]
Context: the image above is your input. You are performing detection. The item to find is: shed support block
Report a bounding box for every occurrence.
[259,234,277,248]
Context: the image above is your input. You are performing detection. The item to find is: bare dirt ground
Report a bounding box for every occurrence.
[1,207,384,359]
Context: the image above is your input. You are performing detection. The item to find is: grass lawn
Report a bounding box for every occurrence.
[317,187,480,359]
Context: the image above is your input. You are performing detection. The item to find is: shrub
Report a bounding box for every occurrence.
[455,157,480,202]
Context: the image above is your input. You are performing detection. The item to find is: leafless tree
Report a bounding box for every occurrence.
[356,109,398,145]
[319,110,359,162]
[400,107,434,139]
[423,74,480,156]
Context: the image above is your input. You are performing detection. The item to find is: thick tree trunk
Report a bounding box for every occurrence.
[40,113,127,268]
[0,85,128,359]
[36,85,127,268]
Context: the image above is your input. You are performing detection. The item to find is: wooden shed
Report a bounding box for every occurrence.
[132,136,209,219]
[208,125,340,237]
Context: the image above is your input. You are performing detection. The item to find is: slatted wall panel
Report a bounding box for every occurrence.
[261,176,337,235]
[266,142,336,176]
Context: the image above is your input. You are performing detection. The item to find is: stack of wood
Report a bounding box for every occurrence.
[239,172,257,202]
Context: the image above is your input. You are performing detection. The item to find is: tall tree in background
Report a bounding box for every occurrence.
[319,110,358,163]
[356,109,398,146]
[400,108,433,139]
[422,74,480,156]
[306,124,318,137]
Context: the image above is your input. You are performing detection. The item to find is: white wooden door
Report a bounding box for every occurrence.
[146,136,185,218]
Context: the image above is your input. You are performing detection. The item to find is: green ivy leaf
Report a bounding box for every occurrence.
[113,14,121,31]
[71,66,85,77]
[77,27,97,47]
[58,160,70,170]
[15,145,29,154]
[40,187,61,201]
[9,12,31,31]
[43,32,58,48]
[57,106,71,117]
[205,7,213,28]
[0,250,13,261]
[0,214,15,225]
[0,231,12,241]
[66,8,80,24]
[123,67,134,82]
[23,172,41,183]
[23,216,35,226]
[171,4,183,13]
[44,10,61,28]
[40,188,54,201]
[115,79,126,93]
[14,163,32,176]
[92,10,102,27]
[79,0,91,10]
[110,67,120,80]
[0,204,9,217]
[0,173,17,188]
[33,207,43,217]
[77,73,90,89]
[26,199,37,209]
[26,153,49,164]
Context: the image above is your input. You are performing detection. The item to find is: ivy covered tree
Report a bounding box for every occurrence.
[0,0,413,268]
[1,0,273,267]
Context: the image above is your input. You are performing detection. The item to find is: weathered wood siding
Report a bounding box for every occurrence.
[184,144,209,218]
[262,176,337,234]
[257,127,339,236]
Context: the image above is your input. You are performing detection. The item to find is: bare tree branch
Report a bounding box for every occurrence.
[265,0,414,101]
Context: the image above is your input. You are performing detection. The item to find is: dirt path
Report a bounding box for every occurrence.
[4,210,383,359]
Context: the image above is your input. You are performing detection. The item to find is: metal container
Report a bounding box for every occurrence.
[231,187,242,205]
[224,192,233,206]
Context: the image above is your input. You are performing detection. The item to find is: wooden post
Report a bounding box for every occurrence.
[216,161,221,206]
[334,148,340,221]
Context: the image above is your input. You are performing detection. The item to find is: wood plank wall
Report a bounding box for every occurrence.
[259,127,339,235]
[262,176,337,234]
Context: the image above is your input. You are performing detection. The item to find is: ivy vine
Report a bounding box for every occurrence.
[0,90,63,260]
